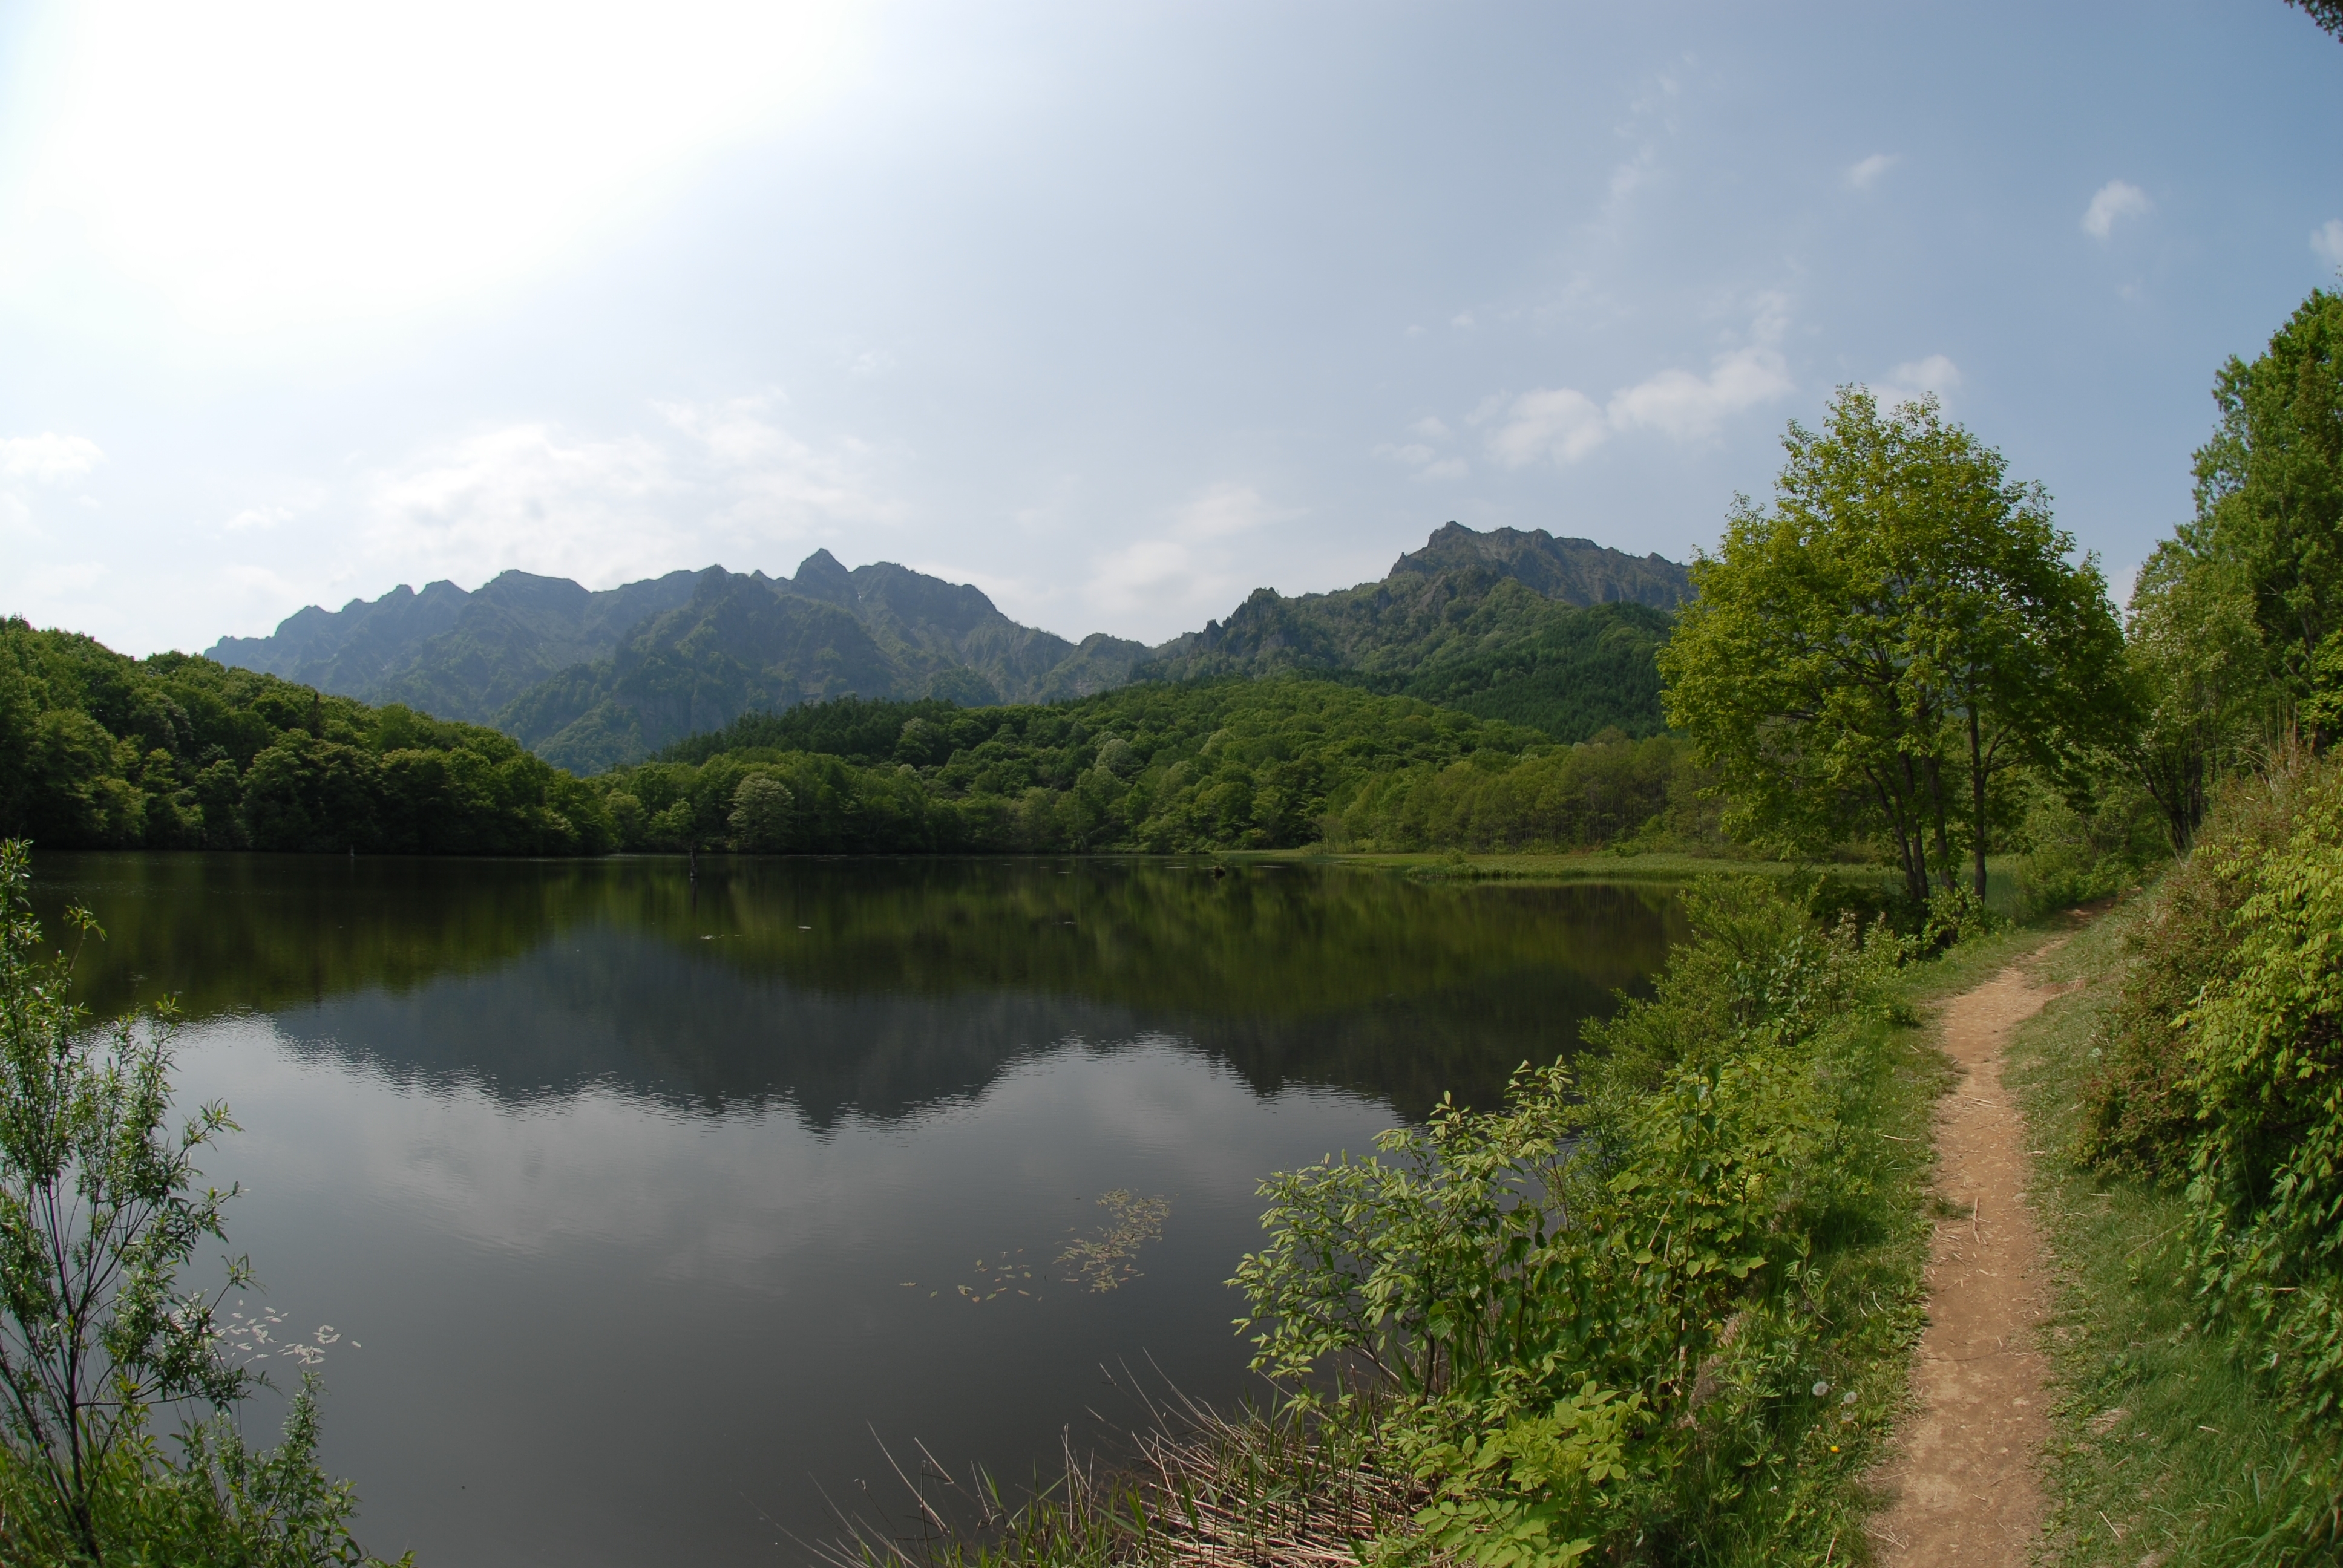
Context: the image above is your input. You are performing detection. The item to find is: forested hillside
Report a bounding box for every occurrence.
[206,552,1152,769]
[205,523,1686,768]
[1137,526,1684,737]
[500,558,1151,771]
[206,566,707,723]
[1,615,1698,858]
[1,619,612,853]
[591,678,1698,855]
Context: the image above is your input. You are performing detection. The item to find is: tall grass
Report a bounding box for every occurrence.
[2007,759,2343,1565]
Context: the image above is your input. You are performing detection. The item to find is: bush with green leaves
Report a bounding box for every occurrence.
[2174,760,2343,1498]
[1230,878,1927,1564]
[0,838,398,1566]
[2069,750,2343,1551]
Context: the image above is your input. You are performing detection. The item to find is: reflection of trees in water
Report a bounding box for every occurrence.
[32,852,1681,1125]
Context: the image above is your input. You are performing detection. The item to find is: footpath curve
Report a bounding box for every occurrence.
[1869,941,2079,1567]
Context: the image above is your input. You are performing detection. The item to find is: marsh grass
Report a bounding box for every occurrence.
[2006,900,2328,1565]
[819,1377,1425,1568]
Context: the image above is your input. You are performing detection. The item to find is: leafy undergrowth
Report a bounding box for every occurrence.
[2007,898,2325,1566]
[842,878,2033,1568]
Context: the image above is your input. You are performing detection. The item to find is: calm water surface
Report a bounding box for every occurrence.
[28,853,1681,1567]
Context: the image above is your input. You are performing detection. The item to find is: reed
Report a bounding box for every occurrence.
[819,1379,1426,1568]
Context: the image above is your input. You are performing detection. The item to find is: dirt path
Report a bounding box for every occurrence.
[1869,945,2076,1567]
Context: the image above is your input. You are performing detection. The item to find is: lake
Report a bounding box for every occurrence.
[25,852,1682,1567]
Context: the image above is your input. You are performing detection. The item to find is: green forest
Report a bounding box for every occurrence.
[0,623,615,854]
[592,677,1695,855]
[1,618,1693,858]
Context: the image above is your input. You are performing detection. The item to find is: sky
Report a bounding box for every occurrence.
[3,1,2341,656]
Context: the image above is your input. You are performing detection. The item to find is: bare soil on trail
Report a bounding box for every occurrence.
[1869,942,2080,1567]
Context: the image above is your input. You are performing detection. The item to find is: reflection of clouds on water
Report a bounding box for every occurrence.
[174,1021,1367,1292]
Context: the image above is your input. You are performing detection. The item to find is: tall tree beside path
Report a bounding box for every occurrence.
[2122,540,2266,852]
[1660,388,2127,904]
[2186,289,2343,740]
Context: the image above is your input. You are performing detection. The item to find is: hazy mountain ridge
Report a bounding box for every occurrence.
[1142,524,1688,680]
[208,523,1688,769]
[206,569,707,725]
[209,552,1155,773]
[1136,525,1687,739]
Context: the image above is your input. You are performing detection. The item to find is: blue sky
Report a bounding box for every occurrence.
[3,0,2340,655]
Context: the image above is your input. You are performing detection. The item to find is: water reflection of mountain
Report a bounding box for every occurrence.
[34,852,1681,1124]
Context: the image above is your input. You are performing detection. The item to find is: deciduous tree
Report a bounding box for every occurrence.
[1660,389,2126,902]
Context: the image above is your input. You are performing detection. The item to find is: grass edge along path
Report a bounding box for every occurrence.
[2001,895,2325,1567]
[1864,927,2086,1565]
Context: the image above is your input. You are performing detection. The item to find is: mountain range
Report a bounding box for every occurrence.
[206,523,1692,771]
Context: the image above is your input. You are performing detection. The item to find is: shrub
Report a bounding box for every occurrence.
[2077,752,2328,1177]
[0,840,398,1566]
[1231,878,1922,1563]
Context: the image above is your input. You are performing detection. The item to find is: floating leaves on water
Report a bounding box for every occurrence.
[1057,1190,1171,1292]
[963,1249,1038,1302]
[214,1308,356,1368]
[915,1248,1042,1304]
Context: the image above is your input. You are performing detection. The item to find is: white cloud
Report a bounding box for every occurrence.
[1080,483,1302,626]
[1486,298,1794,467]
[1172,482,1299,541]
[1377,417,1470,480]
[1487,388,1610,466]
[1608,146,1658,201]
[359,401,897,589]
[2315,219,2343,272]
[1879,353,1962,411]
[1374,441,1469,481]
[26,561,106,596]
[1451,312,1475,329]
[1846,153,1897,191]
[2082,180,2151,240]
[0,432,104,483]
[0,494,38,543]
[225,505,293,534]
[7,0,874,335]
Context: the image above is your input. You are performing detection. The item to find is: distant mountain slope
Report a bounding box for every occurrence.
[496,557,1155,771]
[208,554,1155,769]
[206,569,704,725]
[1137,524,1688,737]
[207,521,1688,771]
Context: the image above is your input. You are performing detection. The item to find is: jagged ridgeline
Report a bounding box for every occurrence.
[205,524,1689,771]
[208,552,1153,773]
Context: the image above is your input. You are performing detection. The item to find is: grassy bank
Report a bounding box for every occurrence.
[854,879,2061,1568]
[1243,848,1892,886]
[2007,897,2326,1564]
[1990,750,2343,1566]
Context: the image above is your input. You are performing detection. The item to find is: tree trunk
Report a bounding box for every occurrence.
[1881,761,1930,904]
[1924,752,1954,900]
[1968,708,1989,901]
